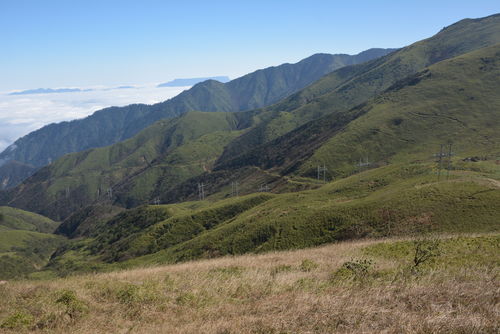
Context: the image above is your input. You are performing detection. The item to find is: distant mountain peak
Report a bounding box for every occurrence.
[158,76,231,87]
[8,88,92,95]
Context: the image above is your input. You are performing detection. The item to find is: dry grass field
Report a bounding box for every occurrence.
[0,233,498,333]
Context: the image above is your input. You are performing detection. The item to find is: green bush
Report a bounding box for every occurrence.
[0,312,33,329]
[412,237,441,269]
[331,258,374,282]
[299,259,319,272]
[55,289,88,319]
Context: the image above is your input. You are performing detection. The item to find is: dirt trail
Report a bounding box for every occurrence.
[485,178,500,188]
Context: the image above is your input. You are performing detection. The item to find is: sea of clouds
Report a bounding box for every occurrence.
[0,84,189,152]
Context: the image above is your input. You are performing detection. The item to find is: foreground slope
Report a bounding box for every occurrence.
[0,234,497,333]
[0,49,394,189]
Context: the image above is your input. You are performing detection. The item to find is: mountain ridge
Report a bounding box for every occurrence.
[0,48,395,189]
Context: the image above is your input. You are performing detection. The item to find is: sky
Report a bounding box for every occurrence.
[1,0,499,90]
[0,0,499,150]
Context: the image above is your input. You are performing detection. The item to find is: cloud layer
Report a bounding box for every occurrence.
[0,85,189,152]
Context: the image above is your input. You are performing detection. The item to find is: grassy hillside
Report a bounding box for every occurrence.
[1,112,250,220]
[54,204,125,238]
[0,207,65,280]
[215,42,500,184]
[0,234,497,333]
[300,43,500,177]
[2,15,499,221]
[0,206,59,233]
[216,13,500,165]
[126,163,499,267]
[0,49,394,190]
[38,159,499,277]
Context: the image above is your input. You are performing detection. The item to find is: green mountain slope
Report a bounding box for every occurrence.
[0,49,394,189]
[0,206,59,233]
[216,13,500,163]
[3,18,500,278]
[0,112,252,220]
[218,43,500,181]
[43,161,500,275]
[0,207,65,280]
[1,15,499,222]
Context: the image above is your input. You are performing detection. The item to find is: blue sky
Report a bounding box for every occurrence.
[0,0,499,90]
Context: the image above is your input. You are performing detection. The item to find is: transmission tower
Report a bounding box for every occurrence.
[446,143,453,180]
[317,164,328,183]
[434,144,454,181]
[357,157,370,168]
[198,183,206,201]
[231,181,239,197]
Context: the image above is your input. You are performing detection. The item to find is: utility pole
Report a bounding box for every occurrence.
[65,187,70,199]
[107,187,113,200]
[259,184,270,192]
[153,197,160,205]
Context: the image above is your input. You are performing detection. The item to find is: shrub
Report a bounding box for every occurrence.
[299,259,319,272]
[55,289,88,319]
[331,258,374,282]
[412,237,441,269]
[0,312,33,329]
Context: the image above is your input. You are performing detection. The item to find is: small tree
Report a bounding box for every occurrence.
[412,236,441,269]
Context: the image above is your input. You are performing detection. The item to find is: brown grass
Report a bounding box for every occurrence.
[0,234,498,333]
